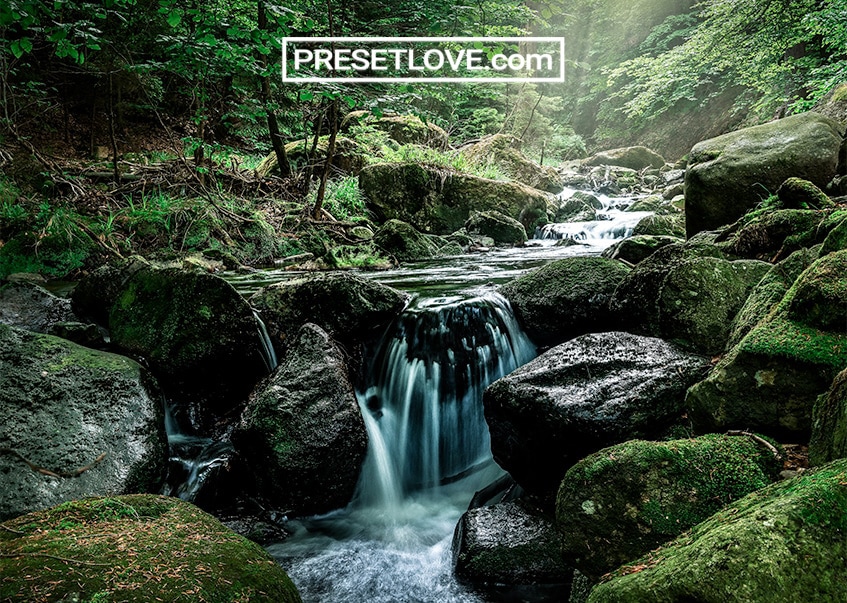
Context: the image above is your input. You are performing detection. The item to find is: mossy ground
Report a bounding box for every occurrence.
[0,495,301,603]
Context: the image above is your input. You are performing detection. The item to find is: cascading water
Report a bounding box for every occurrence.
[268,290,535,602]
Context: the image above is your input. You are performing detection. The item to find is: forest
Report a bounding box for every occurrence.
[1,1,847,602]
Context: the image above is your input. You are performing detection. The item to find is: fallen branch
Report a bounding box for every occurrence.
[0,448,107,478]
[725,430,784,461]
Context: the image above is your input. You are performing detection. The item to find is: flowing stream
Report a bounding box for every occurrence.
[225,188,646,602]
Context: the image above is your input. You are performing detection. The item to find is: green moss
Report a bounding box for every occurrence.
[0,495,301,603]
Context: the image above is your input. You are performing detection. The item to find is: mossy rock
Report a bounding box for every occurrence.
[820,216,847,255]
[0,233,93,280]
[684,112,844,237]
[373,218,441,262]
[232,324,367,516]
[460,134,563,193]
[464,210,527,245]
[249,271,407,351]
[810,369,847,466]
[687,250,847,438]
[556,434,782,580]
[601,235,682,264]
[342,111,449,149]
[554,197,598,223]
[777,177,835,209]
[716,208,839,261]
[499,257,631,347]
[583,146,665,170]
[0,324,167,521]
[631,213,685,238]
[0,495,301,602]
[626,194,678,214]
[587,459,847,602]
[108,265,266,421]
[360,162,553,235]
[255,136,365,177]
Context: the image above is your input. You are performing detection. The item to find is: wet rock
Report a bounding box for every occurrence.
[587,459,847,603]
[464,210,527,245]
[556,434,781,580]
[500,257,631,347]
[0,495,301,603]
[684,112,844,236]
[484,332,710,497]
[601,235,682,265]
[0,282,75,333]
[232,324,367,516]
[0,324,167,521]
[71,260,144,326]
[371,218,441,261]
[583,146,665,171]
[632,213,685,238]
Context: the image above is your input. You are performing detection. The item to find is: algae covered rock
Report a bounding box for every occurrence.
[583,146,665,170]
[460,134,563,193]
[499,257,631,347]
[777,177,834,209]
[601,234,681,264]
[631,213,685,238]
[372,218,442,261]
[453,501,572,589]
[250,270,407,351]
[0,495,301,603]
[484,332,710,496]
[555,434,782,580]
[810,369,847,466]
[684,112,844,236]
[687,250,847,438]
[232,323,367,516]
[108,265,266,417]
[465,210,528,245]
[716,208,840,261]
[821,215,847,255]
[360,163,552,235]
[0,324,166,521]
[587,459,847,603]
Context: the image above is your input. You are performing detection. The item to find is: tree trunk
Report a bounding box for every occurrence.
[313,99,339,218]
[259,0,291,177]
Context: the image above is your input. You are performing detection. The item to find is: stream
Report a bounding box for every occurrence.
[174,188,646,602]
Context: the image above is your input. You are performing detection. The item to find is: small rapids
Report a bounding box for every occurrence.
[536,187,652,243]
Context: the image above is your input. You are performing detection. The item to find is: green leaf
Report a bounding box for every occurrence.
[166,11,180,27]
[10,38,32,58]
[299,90,314,101]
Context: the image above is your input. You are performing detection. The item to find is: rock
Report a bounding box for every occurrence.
[684,112,845,236]
[464,210,527,245]
[812,82,847,125]
[0,281,76,333]
[342,111,449,149]
[500,257,631,347]
[0,324,166,521]
[360,163,553,235]
[601,235,682,264]
[556,434,782,580]
[483,332,710,496]
[662,182,684,199]
[249,271,407,352]
[453,501,572,588]
[687,250,847,438]
[810,369,847,466]
[583,146,665,170]
[460,134,563,193]
[716,208,840,261]
[587,459,847,603]
[232,324,367,516]
[0,495,301,602]
[632,214,685,237]
[611,246,769,355]
[47,321,105,348]
[71,260,144,325]
[777,177,835,209]
[821,215,847,255]
[554,197,598,222]
[350,225,374,240]
[725,247,819,350]
[372,218,440,261]
[108,265,266,421]
[255,136,365,177]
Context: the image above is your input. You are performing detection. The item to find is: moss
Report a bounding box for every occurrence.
[777,177,834,210]
[821,216,847,255]
[632,214,685,238]
[0,495,301,603]
[556,434,781,579]
[587,460,847,602]
[809,369,847,466]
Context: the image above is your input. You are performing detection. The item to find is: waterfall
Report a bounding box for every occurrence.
[353,291,536,511]
[254,311,278,373]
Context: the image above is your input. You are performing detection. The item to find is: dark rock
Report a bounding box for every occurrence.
[371,219,440,261]
[453,501,572,588]
[0,324,167,521]
[632,214,685,238]
[47,321,105,348]
[484,332,710,497]
[0,495,301,602]
[810,369,847,467]
[601,235,682,264]
[777,177,835,209]
[232,324,367,516]
[464,210,528,245]
[587,459,847,603]
[500,257,631,347]
[554,197,598,223]
[583,146,665,170]
[684,112,844,237]
[556,434,781,580]
[821,215,847,255]
[0,282,75,333]
[71,260,144,325]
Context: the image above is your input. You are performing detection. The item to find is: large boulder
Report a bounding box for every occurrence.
[610,245,769,355]
[601,234,682,264]
[587,459,847,603]
[582,146,665,170]
[249,271,408,352]
[464,210,528,245]
[371,218,441,262]
[810,369,847,466]
[453,501,572,589]
[483,332,710,496]
[687,250,847,438]
[684,112,845,237]
[0,324,167,521]
[500,257,630,348]
[108,265,267,418]
[631,214,685,238]
[0,495,301,603]
[0,282,75,333]
[231,324,368,516]
[460,134,563,193]
[360,163,553,235]
[556,434,782,580]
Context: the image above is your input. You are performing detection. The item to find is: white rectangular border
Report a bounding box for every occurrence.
[282,36,565,83]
